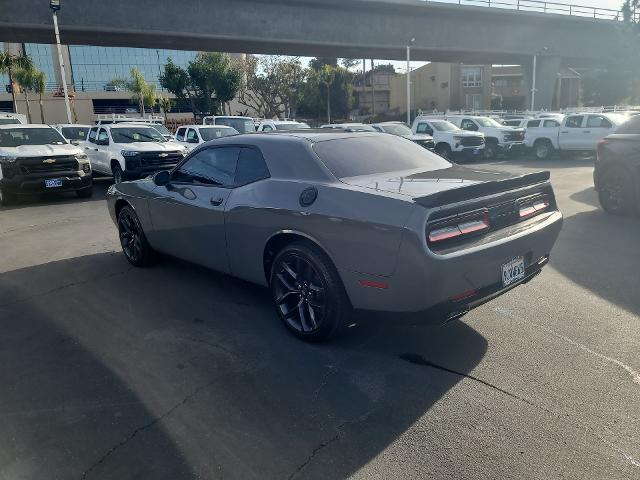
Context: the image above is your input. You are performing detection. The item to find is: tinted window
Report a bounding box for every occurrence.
[88,126,98,143]
[235,148,270,185]
[0,127,67,147]
[313,135,451,179]
[215,117,254,134]
[111,127,165,143]
[615,115,640,134]
[460,119,477,131]
[587,116,612,128]
[173,147,240,186]
[200,127,239,141]
[0,119,20,125]
[175,127,186,141]
[416,122,433,135]
[186,128,198,142]
[527,120,541,128]
[61,127,89,141]
[543,120,559,127]
[262,125,274,132]
[565,116,584,128]
[97,128,109,143]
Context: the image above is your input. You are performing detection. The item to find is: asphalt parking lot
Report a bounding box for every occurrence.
[0,155,639,480]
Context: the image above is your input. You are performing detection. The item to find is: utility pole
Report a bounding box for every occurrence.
[530,54,537,111]
[370,59,375,116]
[50,0,72,123]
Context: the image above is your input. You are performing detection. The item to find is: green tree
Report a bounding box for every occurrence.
[160,53,241,118]
[238,56,307,118]
[0,52,33,115]
[159,96,172,123]
[33,71,46,123]
[14,64,37,123]
[299,58,354,121]
[318,65,336,123]
[129,68,156,117]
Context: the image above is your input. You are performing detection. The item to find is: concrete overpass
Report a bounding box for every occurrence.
[0,0,625,109]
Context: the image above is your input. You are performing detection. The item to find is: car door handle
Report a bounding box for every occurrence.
[210,197,224,206]
[94,148,99,151]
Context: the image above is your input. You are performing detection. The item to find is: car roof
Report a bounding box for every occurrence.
[372,121,405,126]
[213,130,380,144]
[57,124,92,128]
[0,123,56,130]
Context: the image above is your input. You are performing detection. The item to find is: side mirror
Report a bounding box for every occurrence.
[188,137,199,144]
[154,170,171,187]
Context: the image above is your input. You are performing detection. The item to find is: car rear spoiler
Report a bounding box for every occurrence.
[413,171,551,208]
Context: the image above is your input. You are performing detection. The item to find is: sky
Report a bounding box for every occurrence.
[296,0,627,72]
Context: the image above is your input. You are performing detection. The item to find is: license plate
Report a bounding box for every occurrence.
[501,256,525,287]
[45,179,63,188]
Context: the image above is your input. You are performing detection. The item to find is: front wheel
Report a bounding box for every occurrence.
[435,143,452,159]
[269,242,351,342]
[112,163,124,184]
[534,140,553,160]
[598,168,634,215]
[483,142,497,160]
[117,205,156,266]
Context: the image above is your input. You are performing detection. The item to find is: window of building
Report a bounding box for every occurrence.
[24,44,57,89]
[464,94,483,110]
[462,67,483,88]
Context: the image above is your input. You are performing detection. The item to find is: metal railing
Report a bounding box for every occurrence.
[421,0,637,22]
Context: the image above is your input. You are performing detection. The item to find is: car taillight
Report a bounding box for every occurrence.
[428,210,490,244]
[518,195,550,219]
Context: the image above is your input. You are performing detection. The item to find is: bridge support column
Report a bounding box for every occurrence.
[522,55,561,111]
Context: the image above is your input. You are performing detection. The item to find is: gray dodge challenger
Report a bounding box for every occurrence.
[107,131,562,341]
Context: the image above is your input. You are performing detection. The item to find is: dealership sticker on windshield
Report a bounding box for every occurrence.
[502,256,525,287]
[45,179,63,188]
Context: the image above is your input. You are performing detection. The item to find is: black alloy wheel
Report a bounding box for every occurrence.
[435,143,451,159]
[598,168,634,215]
[483,141,497,160]
[117,205,155,266]
[270,242,350,342]
[113,164,124,184]
[534,140,552,160]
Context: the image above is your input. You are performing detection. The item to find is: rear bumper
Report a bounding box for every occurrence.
[0,173,92,195]
[340,210,562,316]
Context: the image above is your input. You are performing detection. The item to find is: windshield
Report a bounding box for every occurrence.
[61,127,90,141]
[0,127,67,147]
[274,122,310,130]
[379,124,412,136]
[199,127,239,141]
[344,124,377,132]
[0,118,20,125]
[150,124,171,136]
[313,135,451,179]
[214,117,255,134]
[430,120,459,132]
[111,127,165,143]
[476,117,503,128]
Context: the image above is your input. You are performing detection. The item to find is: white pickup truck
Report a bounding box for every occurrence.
[411,117,485,160]
[524,112,628,160]
[443,115,525,159]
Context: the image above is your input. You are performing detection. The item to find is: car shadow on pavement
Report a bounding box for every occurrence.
[0,251,487,479]
[550,203,640,317]
[569,185,600,209]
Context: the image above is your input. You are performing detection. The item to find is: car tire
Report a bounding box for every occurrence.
[0,186,14,207]
[76,186,93,198]
[483,141,497,160]
[598,167,634,216]
[269,241,351,342]
[435,143,452,159]
[112,163,124,184]
[117,205,156,266]
[534,140,553,160]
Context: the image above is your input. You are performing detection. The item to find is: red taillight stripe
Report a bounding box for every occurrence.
[428,211,490,243]
[359,279,389,289]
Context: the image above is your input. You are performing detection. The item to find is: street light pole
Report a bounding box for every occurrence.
[51,1,72,123]
[530,54,537,111]
[406,37,414,126]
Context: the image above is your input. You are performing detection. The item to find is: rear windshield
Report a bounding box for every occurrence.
[111,127,165,143]
[274,122,310,130]
[615,115,640,134]
[61,127,90,141]
[200,127,239,141]
[313,135,451,179]
[213,118,255,134]
[0,127,67,147]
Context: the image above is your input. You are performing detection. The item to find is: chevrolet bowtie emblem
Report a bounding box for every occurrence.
[158,153,168,158]
[42,158,56,164]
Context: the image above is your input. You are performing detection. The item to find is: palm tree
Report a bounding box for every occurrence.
[33,71,46,123]
[159,96,172,123]
[0,52,33,114]
[128,68,157,117]
[318,65,336,123]
[14,65,36,123]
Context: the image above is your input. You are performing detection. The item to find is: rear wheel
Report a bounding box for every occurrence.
[117,205,156,266]
[112,163,124,184]
[534,139,553,160]
[269,242,351,342]
[435,143,451,159]
[598,168,634,215]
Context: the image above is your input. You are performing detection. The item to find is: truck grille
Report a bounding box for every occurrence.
[460,136,484,147]
[139,151,183,168]
[505,131,525,142]
[17,156,78,174]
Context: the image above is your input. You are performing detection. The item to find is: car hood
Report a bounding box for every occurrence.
[404,133,433,141]
[450,130,484,137]
[0,143,82,157]
[117,141,184,152]
[342,164,513,198]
